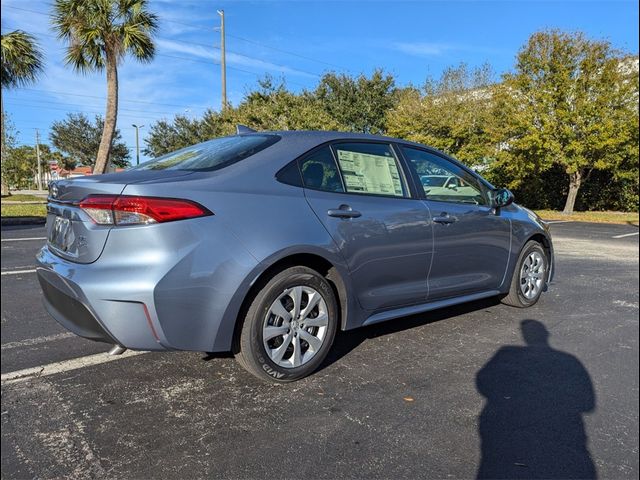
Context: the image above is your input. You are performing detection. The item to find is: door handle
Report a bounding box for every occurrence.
[327,205,362,219]
[432,213,457,224]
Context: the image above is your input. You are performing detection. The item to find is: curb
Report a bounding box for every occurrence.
[1,217,47,226]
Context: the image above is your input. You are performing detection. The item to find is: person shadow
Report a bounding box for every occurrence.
[476,320,596,479]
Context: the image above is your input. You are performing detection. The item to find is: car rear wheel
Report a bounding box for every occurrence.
[235,266,338,382]
[501,240,548,308]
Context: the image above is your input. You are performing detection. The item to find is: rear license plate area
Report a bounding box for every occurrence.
[49,216,74,252]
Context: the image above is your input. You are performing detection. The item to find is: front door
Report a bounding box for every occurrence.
[299,142,433,311]
[400,146,511,300]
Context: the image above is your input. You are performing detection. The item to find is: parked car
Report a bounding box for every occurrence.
[419,174,484,203]
[37,129,554,382]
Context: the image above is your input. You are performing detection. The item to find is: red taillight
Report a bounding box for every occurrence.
[79,195,212,226]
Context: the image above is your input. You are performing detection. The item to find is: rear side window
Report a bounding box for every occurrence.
[133,135,280,172]
[299,146,344,193]
[333,143,407,197]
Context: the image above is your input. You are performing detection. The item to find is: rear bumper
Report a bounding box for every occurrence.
[36,250,164,350]
[37,269,116,344]
[35,216,259,352]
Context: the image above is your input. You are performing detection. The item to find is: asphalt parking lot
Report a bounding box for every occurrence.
[1,221,638,479]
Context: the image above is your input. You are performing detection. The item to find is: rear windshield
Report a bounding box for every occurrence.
[133,134,280,171]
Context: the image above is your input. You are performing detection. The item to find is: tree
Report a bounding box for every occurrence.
[51,150,77,172]
[143,115,213,158]
[2,145,37,190]
[143,71,399,157]
[314,69,397,133]
[494,30,638,214]
[143,77,340,158]
[386,63,497,169]
[234,76,340,132]
[52,0,158,174]
[1,30,44,195]
[50,113,130,168]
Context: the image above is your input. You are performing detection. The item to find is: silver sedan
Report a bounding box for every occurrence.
[37,129,554,382]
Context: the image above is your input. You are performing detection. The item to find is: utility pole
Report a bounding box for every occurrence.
[35,129,43,191]
[217,9,227,110]
[132,124,144,165]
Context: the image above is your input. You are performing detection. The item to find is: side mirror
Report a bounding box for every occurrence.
[491,188,514,208]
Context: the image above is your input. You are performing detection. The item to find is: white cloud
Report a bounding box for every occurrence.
[391,42,453,56]
[156,38,319,78]
[1,0,318,160]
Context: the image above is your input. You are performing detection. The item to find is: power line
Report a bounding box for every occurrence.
[3,33,313,89]
[153,53,308,87]
[18,88,210,109]
[3,4,213,33]
[226,32,344,71]
[5,97,181,116]
[4,4,323,78]
[155,37,322,78]
[5,102,174,121]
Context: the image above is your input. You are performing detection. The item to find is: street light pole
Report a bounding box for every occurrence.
[35,129,42,190]
[217,9,227,110]
[132,124,144,165]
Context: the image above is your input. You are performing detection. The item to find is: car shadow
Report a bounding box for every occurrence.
[201,297,503,365]
[476,319,596,479]
[320,296,502,370]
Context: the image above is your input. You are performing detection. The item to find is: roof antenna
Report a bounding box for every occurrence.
[236,125,256,135]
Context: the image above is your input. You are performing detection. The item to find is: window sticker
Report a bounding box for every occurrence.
[336,149,404,197]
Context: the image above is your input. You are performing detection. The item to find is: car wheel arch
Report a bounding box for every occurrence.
[522,232,551,258]
[522,232,554,285]
[228,251,351,355]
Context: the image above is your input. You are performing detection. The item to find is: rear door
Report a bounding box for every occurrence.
[301,142,433,311]
[399,146,511,300]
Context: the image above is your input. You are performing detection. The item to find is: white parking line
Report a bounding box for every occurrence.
[1,269,37,276]
[612,232,639,239]
[1,350,148,385]
[545,220,572,224]
[1,332,75,351]
[1,237,46,242]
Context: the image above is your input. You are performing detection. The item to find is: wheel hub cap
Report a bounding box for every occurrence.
[519,251,545,300]
[262,285,329,369]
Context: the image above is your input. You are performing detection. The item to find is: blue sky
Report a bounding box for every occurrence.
[2,0,638,163]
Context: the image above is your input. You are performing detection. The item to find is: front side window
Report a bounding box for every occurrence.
[333,143,407,197]
[133,135,280,171]
[299,146,344,193]
[402,147,487,205]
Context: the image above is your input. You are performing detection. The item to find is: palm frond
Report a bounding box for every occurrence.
[52,0,157,71]
[1,30,44,89]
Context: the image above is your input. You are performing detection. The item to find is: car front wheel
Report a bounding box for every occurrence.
[235,266,338,382]
[501,240,548,308]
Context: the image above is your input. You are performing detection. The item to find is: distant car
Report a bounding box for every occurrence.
[420,174,454,187]
[37,129,554,382]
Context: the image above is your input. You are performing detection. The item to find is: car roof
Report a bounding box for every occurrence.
[242,129,417,145]
[233,129,483,179]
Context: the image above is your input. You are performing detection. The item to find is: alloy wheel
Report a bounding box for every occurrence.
[262,286,329,368]
[519,251,545,300]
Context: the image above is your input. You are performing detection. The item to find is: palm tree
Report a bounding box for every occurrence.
[52,0,158,174]
[1,30,44,195]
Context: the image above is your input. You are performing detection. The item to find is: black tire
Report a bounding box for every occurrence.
[501,240,548,308]
[235,266,338,383]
